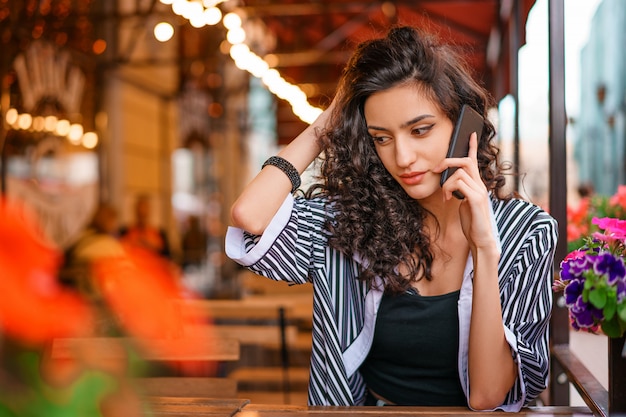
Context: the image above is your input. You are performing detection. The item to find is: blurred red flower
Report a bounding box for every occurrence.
[0,198,93,346]
[567,197,590,242]
[91,245,217,374]
[567,185,626,253]
[610,185,626,210]
[91,245,184,339]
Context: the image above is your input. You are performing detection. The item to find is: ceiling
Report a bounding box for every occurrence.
[0,0,538,145]
[234,0,537,142]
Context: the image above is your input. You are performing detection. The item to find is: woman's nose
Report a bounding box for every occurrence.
[394,136,415,168]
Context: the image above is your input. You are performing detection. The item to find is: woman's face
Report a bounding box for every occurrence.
[364,83,454,202]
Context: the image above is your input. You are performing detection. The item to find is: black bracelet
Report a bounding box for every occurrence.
[262,156,301,193]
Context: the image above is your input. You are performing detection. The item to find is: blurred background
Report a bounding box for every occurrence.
[0,0,624,414]
[1,0,623,295]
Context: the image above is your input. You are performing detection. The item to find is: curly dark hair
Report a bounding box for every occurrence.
[306,25,509,293]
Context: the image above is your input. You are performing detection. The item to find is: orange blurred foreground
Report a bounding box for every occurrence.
[0,198,93,346]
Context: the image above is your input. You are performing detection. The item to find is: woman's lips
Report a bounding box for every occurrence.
[398,171,426,185]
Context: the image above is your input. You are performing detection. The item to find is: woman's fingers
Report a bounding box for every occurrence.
[468,131,479,160]
[438,132,483,200]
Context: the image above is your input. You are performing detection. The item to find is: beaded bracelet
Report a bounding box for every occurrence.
[262,156,301,193]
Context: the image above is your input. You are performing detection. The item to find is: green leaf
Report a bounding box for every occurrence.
[589,288,607,309]
[604,296,617,320]
[0,402,19,417]
[601,319,621,338]
[583,270,598,289]
[582,289,589,303]
[618,302,626,322]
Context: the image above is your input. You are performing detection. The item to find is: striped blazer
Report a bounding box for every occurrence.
[226,193,558,411]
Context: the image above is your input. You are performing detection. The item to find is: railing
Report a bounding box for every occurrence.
[551,333,626,416]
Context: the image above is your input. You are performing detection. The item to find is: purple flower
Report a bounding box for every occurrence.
[558,215,626,337]
[560,255,593,281]
[593,252,626,285]
[569,297,603,329]
[564,278,585,307]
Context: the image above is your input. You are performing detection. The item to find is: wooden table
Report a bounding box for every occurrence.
[149,397,250,417]
[144,398,594,417]
[50,336,240,362]
[234,404,594,417]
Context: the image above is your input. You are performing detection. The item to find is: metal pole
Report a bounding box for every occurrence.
[510,0,521,193]
[608,335,626,414]
[547,0,570,407]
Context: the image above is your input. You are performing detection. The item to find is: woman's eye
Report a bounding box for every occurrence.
[412,124,435,136]
[371,136,391,145]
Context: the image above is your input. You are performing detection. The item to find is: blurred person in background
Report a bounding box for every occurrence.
[181,214,208,270]
[119,194,171,260]
[59,202,125,301]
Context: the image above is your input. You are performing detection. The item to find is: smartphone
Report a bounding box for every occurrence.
[439,104,484,199]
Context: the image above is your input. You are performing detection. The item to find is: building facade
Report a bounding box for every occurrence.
[574,0,626,195]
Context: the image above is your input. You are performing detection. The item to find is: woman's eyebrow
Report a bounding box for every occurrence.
[367,114,435,131]
[366,124,388,132]
[400,114,435,128]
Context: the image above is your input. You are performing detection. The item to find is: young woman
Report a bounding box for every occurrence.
[226,26,557,411]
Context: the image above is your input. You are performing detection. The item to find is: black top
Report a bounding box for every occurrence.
[359,288,466,406]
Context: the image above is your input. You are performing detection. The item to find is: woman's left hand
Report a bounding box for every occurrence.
[436,132,497,252]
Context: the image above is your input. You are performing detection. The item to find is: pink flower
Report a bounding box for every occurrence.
[592,217,626,242]
[563,249,587,262]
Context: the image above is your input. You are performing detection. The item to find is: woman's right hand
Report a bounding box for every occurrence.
[230,101,335,235]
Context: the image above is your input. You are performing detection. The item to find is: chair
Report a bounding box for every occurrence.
[176,297,312,404]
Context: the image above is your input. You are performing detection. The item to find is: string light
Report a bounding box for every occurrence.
[159,0,323,124]
[55,119,71,136]
[32,116,45,131]
[154,22,174,42]
[82,132,98,149]
[68,124,84,143]
[203,7,222,25]
[5,108,18,125]
[17,113,32,130]
[5,108,98,149]
[44,116,58,132]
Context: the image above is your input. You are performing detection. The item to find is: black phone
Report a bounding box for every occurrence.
[439,104,484,199]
